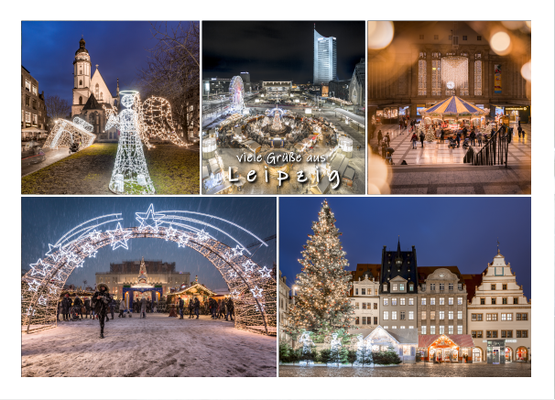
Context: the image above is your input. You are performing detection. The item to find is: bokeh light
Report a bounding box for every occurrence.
[520,61,531,81]
[490,31,511,55]
[368,21,394,50]
[367,154,391,194]
[501,21,524,30]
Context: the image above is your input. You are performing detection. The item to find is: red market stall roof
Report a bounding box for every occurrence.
[419,334,475,348]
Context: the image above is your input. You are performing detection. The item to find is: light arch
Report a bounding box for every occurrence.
[22,204,276,336]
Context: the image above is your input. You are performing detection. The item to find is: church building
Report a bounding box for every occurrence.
[71,37,119,141]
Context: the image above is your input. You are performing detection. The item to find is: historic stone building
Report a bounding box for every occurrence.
[349,265,380,331]
[21,66,47,139]
[278,270,291,343]
[466,250,531,363]
[71,37,119,141]
[368,21,531,123]
[95,258,190,301]
[349,58,365,108]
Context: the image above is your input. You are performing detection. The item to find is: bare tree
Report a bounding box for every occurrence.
[139,22,199,143]
[45,95,71,120]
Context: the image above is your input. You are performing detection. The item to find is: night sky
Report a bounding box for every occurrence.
[280,197,531,299]
[203,21,365,83]
[21,21,192,105]
[22,197,275,292]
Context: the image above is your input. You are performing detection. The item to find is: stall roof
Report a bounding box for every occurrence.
[418,334,475,348]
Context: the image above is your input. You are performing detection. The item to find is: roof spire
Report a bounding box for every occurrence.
[497,237,500,254]
[397,235,401,256]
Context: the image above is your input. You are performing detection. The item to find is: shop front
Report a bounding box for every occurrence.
[491,105,530,124]
[418,334,474,363]
[486,339,505,364]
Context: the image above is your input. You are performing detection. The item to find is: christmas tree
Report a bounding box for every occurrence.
[425,129,436,142]
[285,200,355,337]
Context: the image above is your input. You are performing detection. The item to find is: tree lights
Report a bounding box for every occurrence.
[21,204,275,336]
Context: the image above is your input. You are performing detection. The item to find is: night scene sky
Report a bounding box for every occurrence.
[21,21,193,105]
[203,21,365,83]
[280,197,531,299]
[22,197,275,292]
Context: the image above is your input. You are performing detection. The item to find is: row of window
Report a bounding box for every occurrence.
[471,313,528,321]
[471,330,528,339]
[354,316,378,325]
[383,326,414,330]
[421,311,463,320]
[421,297,464,306]
[422,283,463,292]
[421,325,463,335]
[23,96,43,110]
[354,288,377,296]
[22,111,38,124]
[382,283,414,292]
[383,311,414,321]
[23,79,38,95]
[353,302,378,310]
[417,59,482,97]
[418,34,482,41]
[479,297,520,305]
[383,297,414,306]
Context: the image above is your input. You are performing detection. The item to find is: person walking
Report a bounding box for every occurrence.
[84,297,91,319]
[109,298,115,320]
[92,283,112,339]
[456,130,461,148]
[377,130,383,146]
[73,295,83,320]
[61,294,71,321]
[469,129,476,146]
[178,297,184,319]
[226,298,234,322]
[119,298,126,318]
[477,131,483,147]
[419,131,425,148]
[194,297,200,319]
[384,132,390,148]
[140,296,147,319]
[411,132,418,149]
[440,129,445,144]
[188,298,194,319]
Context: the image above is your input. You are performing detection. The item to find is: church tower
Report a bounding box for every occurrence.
[72,37,92,117]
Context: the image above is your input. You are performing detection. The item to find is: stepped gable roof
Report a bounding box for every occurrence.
[461,273,484,300]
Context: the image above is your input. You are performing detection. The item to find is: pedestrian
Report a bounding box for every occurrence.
[470,129,476,146]
[419,131,425,148]
[521,128,525,138]
[377,130,383,146]
[440,129,445,144]
[61,293,71,321]
[140,296,147,318]
[456,130,461,148]
[194,297,200,319]
[178,297,184,319]
[57,302,62,322]
[119,298,126,318]
[477,132,483,147]
[384,133,390,147]
[73,295,83,320]
[381,142,387,159]
[411,132,418,149]
[226,298,234,322]
[188,298,194,319]
[92,283,112,339]
[84,297,91,319]
[109,298,115,320]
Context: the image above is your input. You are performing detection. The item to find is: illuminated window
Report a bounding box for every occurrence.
[448,311,453,320]
[408,298,414,306]
[439,298,445,305]
[392,284,398,291]
[430,298,436,305]
[448,297,453,305]
[430,326,436,334]
[439,326,445,334]
[392,311,397,320]
[421,298,426,306]
[392,298,397,306]
[400,298,406,306]
[458,311,463,319]
[421,326,427,334]
[474,60,482,96]
[457,326,463,334]
[383,311,389,320]
[430,311,435,320]
[431,59,441,95]
[486,313,498,321]
[25,80,31,91]
[458,297,463,305]
[439,311,444,320]
[448,325,454,334]
[383,298,388,306]
[383,283,388,291]
[408,311,414,320]
[421,311,427,320]
[418,59,427,96]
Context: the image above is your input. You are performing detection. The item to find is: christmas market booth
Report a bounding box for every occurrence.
[167,282,219,308]
[418,334,474,363]
[363,326,418,364]
[419,96,489,130]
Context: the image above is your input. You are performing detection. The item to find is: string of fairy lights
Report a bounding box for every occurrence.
[21,204,276,336]
[44,117,96,150]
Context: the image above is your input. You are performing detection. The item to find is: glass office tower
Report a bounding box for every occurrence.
[313,28,337,85]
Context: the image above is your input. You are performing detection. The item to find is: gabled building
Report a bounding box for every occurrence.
[349,265,380,330]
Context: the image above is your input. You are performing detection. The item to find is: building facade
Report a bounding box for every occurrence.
[367,21,531,122]
[466,250,531,363]
[278,270,291,342]
[21,66,47,139]
[240,72,252,92]
[95,258,190,301]
[261,81,292,99]
[313,28,337,85]
[202,78,231,98]
[71,37,119,141]
[349,58,365,108]
[350,272,380,330]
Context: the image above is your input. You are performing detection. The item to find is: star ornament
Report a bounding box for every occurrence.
[82,243,98,258]
[195,229,210,242]
[26,306,35,316]
[88,229,102,241]
[29,259,51,277]
[135,204,165,232]
[177,234,190,248]
[164,225,178,241]
[28,279,41,292]
[250,286,263,299]
[243,260,255,273]
[107,223,133,250]
[231,289,241,299]
[38,295,48,306]
[228,270,238,279]
[46,244,64,262]
[258,266,272,279]
[231,245,246,257]
[48,285,58,295]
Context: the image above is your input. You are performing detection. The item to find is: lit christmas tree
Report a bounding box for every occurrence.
[285,200,354,337]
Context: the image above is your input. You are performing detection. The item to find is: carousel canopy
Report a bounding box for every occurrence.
[421,96,488,118]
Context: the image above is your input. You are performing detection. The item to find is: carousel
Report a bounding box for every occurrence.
[419,96,489,132]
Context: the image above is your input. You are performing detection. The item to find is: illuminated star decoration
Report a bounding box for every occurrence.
[164,225,177,241]
[45,244,64,262]
[26,306,35,316]
[243,260,255,273]
[38,295,48,306]
[231,289,241,299]
[88,229,102,241]
[257,303,265,313]
[29,259,51,277]
[177,234,190,248]
[231,245,246,257]
[228,270,238,279]
[48,285,58,295]
[53,271,64,282]
[28,280,41,292]
[195,229,210,242]
[258,266,272,279]
[82,243,98,258]
[250,286,263,299]
[135,204,165,233]
[107,222,133,250]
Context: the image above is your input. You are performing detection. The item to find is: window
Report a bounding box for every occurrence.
[431,59,441,96]
[361,288,366,295]
[430,298,436,305]
[516,330,528,338]
[516,313,528,321]
[409,311,414,320]
[25,80,31,91]
[458,283,463,290]
[392,284,398,291]
[362,303,366,310]
[25,96,30,106]
[448,283,453,291]
[392,326,397,330]
[457,326,463,334]
[448,311,453,320]
[408,298,414,306]
[472,313,482,321]
[462,35,467,40]
[487,330,498,338]
[430,311,436,320]
[502,284,507,290]
[355,302,359,309]
[457,311,463,320]
[374,303,378,310]
[439,311,445,320]
[400,298,406,306]
[355,288,358,295]
[32,85,37,95]
[421,326,427,334]
[79,96,83,105]
[477,35,482,41]
[439,283,444,291]
[491,298,496,305]
[419,34,424,40]
[95,83,99,99]
[392,298,397,306]
[439,298,445,305]
[422,284,426,291]
[430,326,436,334]
[471,330,483,338]
[418,59,427,96]
[100,92,103,101]
[430,284,436,291]
[448,325,454,334]
[374,317,378,325]
[25,111,31,123]
[383,284,388,291]
[448,297,453,305]
[355,317,360,325]
[480,298,485,305]
[409,284,414,291]
[421,311,427,320]
[391,311,397,320]
[439,326,445,334]
[32,114,37,124]
[486,313,498,321]
[400,311,406,320]
[383,298,388,306]
[501,330,513,338]
[513,298,519,305]
[421,298,427,306]
[383,311,389,320]
[79,79,82,86]
[491,284,496,290]
[502,298,508,305]
[362,317,367,325]
[458,297,463,305]
[399,283,405,291]
[400,326,405,330]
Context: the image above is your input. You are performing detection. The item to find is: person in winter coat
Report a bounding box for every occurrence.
[469,129,476,146]
[84,297,91,319]
[109,299,115,320]
[178,297,184,319]
[411,133,418,149]
[194,297,200,319]
[140,297,147,318]
[477,132,483,147]
[419,131,425,148]
[456,131,462,148]
[377,130,383,145]
[73,295,83,320]
[119,299,126,318]
[57,302,62,322]
[188,299,194,319]
[92,283,112,338]
[61,294,71,321]
[226,298,234,322]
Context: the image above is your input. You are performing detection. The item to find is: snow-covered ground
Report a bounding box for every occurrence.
[21,314,276,377]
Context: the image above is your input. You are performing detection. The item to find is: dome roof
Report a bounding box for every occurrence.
[75,37,89,55]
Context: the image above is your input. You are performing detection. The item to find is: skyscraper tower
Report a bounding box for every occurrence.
[313,26,337,85]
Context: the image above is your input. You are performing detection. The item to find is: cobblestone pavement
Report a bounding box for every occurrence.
[279,362,531,377]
